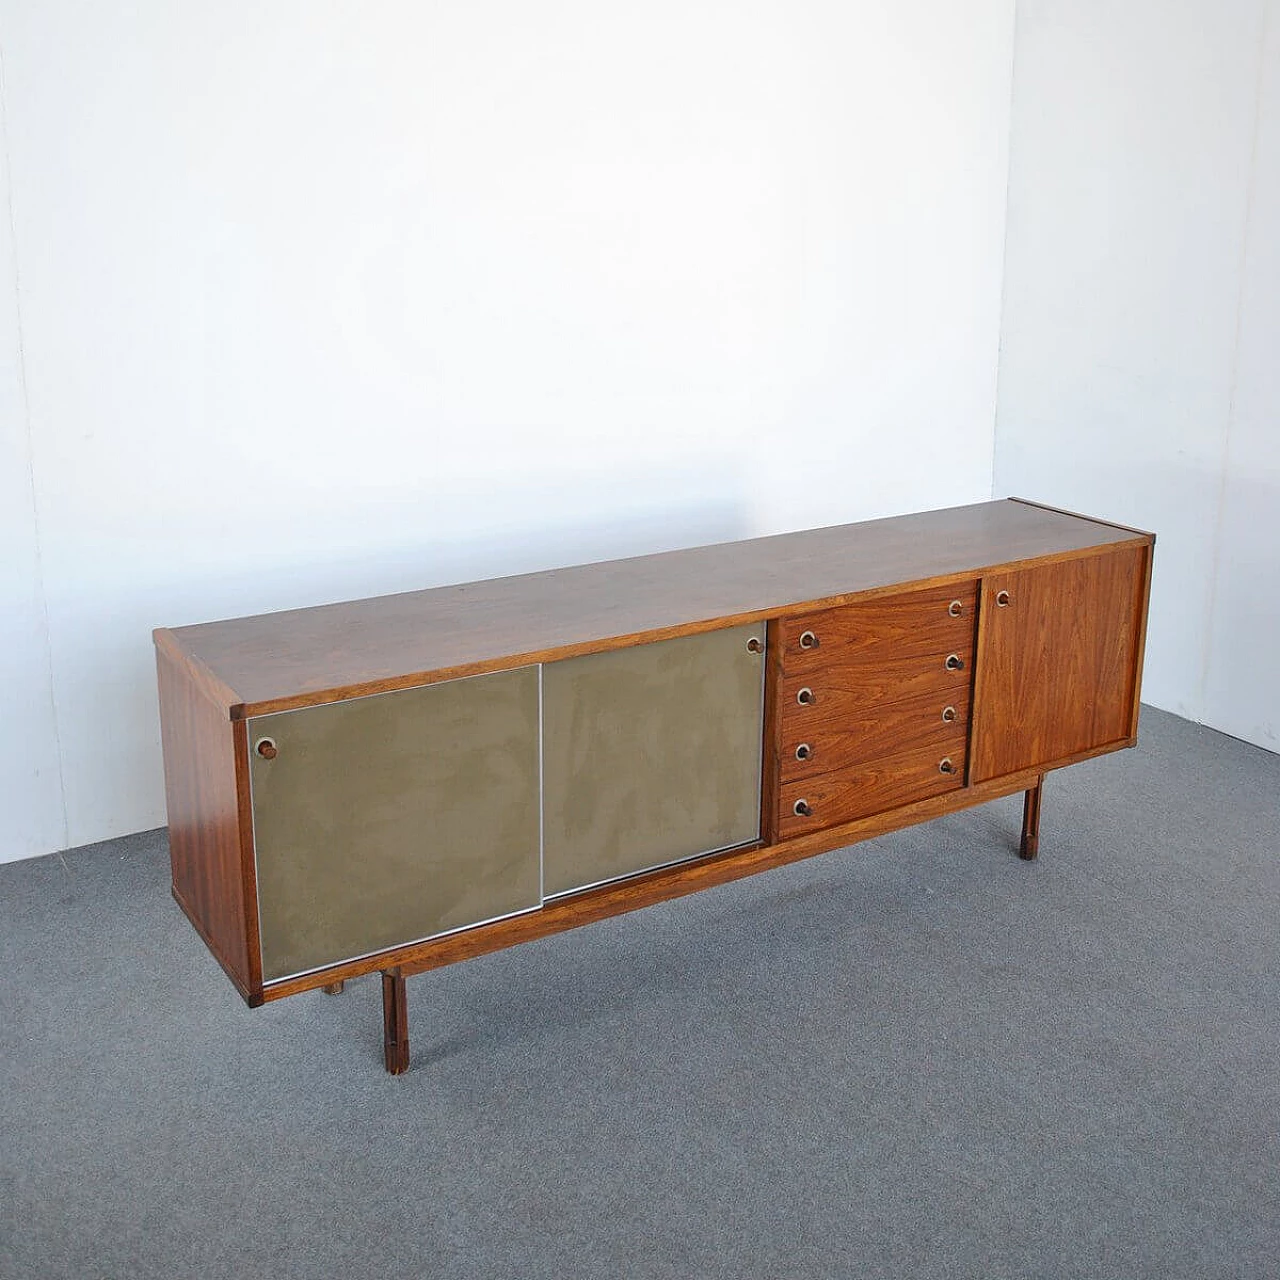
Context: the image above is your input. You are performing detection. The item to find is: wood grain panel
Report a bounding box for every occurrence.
[779,684,971,786]
[759,620,784,847]
[780,652,973,714]
[155,645,260,1003]
[776,583,976,714]
[778,744,966,837]
[779,581,977,671]
[161,501,1148,717]
[1126,542,1155,738]
[971,544,1147,782]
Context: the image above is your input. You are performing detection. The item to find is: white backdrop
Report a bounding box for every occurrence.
[1,1,1017,861]
[995,0,1280,751]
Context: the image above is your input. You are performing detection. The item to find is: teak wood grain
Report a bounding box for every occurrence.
[970,543,1148,782]
[156,645,261,1003]
[778,684,971,787]
[778,581,978,670]
[758,619,785,847]
[779,654,973,715]
[778,743,967,836]
[156,500,1147,719]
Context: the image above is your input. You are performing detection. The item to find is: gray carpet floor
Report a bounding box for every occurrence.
[1,706,1277,1279]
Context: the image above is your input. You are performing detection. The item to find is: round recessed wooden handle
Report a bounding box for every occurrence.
[796,686,815,705]
[793,799,812,817]
[799,630,819,650]
[795,742,813,761]
[945,653,964,671]
[255,737,278,760]
[746,636,763,654]
[948,600,963,617]
[995,589,1011,607]
[941,705,957,723]
[939,757,956,775]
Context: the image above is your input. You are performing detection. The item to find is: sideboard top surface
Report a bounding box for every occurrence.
[158,498,1151,718]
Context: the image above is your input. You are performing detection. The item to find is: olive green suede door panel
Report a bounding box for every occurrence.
[249,667,540,981]
[542,625,765,897]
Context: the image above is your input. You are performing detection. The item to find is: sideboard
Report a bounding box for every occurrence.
[154,498,1154,1072]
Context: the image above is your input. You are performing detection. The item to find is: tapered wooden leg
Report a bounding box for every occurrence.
[322,980,345,995]
[1020,776,1043,861]
[381,968,409,1075]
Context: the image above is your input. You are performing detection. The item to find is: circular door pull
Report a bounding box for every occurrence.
[798,630,819,650]
[796,687,816,705]
[945,654,965,672]
[795,742,813,761]
[948,600,963,617]
[938,757,956,775]
[793,799,813,817]
[995,590,1011,607]
[746,636,763,654]
[941,705,957,723]
[255,737,278,760]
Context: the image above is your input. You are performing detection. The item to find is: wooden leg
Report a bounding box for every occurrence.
[1020,776,1043,861]
[322,980,345,995]
[381,968,409,1075]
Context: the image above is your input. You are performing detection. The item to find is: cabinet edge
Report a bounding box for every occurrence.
[1127,541,1156,740]
[171,885,263,1007]
[156,644,263,1004]
[154,628,246,719]
[1008,496,1157,542]
[230,542,1155,721]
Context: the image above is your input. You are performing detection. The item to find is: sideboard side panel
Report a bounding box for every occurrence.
[156,644,258,1002]
[1125,540,1156,740]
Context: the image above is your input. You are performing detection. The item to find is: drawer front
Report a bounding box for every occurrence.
[779,582,977,670]
[771,581,977,839]
[780,648,972,715]
[779,685,970,787]
[778,744,965,837]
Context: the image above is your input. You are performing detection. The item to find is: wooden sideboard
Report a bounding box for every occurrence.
[154,498,1154,1073]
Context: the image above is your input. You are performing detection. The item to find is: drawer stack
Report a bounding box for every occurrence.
[775,581,979,837]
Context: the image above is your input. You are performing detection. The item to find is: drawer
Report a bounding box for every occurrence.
[779,581,978,671]
[779,641,972,717]
[779,685,970,786]
[778,742,966,837]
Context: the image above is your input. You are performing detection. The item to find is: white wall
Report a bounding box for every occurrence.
[0,1,1016,861]
[1,52,64,858]
[995,0,1280,749]
[1204,5,1280,749]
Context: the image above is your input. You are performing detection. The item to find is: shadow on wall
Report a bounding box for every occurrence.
[113,470,757,844]
[158,463,756,628]
[5,462,761,859]
[1203,468,1280,749]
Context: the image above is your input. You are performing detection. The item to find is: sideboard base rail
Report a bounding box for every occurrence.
[258,741,1130,1012]
[364,769,1063,1073]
